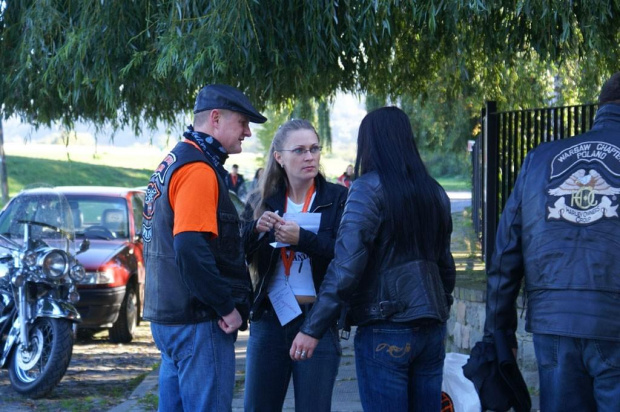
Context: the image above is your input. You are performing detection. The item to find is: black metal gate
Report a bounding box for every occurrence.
[472,101,598,268]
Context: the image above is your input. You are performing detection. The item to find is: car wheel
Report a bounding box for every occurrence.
[109,283,138,343]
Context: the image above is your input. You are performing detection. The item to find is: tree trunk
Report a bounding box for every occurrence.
[0,118,9,204]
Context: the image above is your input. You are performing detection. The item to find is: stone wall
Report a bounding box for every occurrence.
[446,285,540,394]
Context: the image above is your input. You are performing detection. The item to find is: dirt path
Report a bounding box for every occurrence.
[0,322,159,412]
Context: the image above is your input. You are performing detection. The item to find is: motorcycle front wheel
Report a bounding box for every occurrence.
[8,317,74,398]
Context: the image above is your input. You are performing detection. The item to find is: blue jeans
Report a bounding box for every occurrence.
[354,321,446,412]
[534,333,620,411]
[244,308,341,412]
[151,321,236,412]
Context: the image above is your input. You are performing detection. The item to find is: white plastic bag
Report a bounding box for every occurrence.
[442,352,482,412]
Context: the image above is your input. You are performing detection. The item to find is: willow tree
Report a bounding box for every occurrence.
[2,0,620,199]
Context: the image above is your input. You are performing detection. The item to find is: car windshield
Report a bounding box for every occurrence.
[0,190,76,250]
[64,195,129,240]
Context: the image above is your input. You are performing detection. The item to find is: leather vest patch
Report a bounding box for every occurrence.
[142,153,176,244]
[546,141,620,224]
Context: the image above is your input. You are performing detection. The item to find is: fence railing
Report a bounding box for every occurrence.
[472,101,598,268]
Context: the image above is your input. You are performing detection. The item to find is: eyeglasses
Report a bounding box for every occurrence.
[277,146,322,156]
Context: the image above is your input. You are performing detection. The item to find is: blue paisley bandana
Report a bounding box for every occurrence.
[183,125,229,179]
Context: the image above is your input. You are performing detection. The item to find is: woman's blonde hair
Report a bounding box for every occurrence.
[252,119,321,219]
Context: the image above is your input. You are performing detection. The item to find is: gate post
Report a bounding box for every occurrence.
[484,101,499,269]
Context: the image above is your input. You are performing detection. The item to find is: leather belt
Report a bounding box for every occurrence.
[355,300,404,318]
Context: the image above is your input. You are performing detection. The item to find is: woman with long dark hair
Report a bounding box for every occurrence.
[242,119,348,412]
[291,106,456,411]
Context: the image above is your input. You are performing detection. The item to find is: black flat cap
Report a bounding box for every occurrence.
[194,84,267,123]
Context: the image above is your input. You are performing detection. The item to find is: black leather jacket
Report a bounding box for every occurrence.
[243,174,348,321]
[484,103,620,346]
[301,172,456,339]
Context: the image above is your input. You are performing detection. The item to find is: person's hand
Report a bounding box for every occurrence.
[274,221,300,245]
[290,332,319,361]
[219,308,243,334]
[255,211,285,233]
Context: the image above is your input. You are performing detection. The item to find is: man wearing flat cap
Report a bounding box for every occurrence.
[143,84,266,411]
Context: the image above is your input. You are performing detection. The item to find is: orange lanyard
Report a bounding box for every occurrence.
[280,182,315,278]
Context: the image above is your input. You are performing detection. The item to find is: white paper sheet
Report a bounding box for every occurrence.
[267,282,302,325]
[270,212,321,248]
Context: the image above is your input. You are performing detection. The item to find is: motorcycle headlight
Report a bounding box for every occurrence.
[69,290,80,304]
[70,264,86,282]
[37,249,69,279]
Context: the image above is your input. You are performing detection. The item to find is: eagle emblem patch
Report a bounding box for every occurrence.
[548,169,620,223]
[547,141,620,224]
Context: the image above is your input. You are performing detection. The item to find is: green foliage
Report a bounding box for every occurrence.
[380,52,606,177]
[291,98,316,123]
[138,392,159,411]
[317,100,332,150]
[436,176,471,192]
[254,107,291,164]
[2,0,619,134]
[254,97,336,160]
[365,94,387,112]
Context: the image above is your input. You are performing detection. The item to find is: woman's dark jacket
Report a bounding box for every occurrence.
[242,174,348,321]
[301,172,456,339]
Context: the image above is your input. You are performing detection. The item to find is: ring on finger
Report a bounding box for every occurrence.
[301,351,307,357]
[295,350,301,355]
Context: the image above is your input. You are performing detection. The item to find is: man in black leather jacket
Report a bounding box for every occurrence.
[483,72,620,411]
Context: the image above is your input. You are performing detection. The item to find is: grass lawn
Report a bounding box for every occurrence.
[1,142,472,202]
[437,176,472,192]
[4,155,152,199]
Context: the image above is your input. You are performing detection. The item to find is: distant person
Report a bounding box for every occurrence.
[291,107,455,411]
[225,164,245,196]
[242,119,348,412]
[239,167,264,204]
[469,72,620,411]
[240,168,265,219]
[337,164,355,188]
[249,167,264,192]
[142,84,266,411]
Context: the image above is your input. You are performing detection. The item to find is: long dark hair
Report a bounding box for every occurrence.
[355,106,451,258]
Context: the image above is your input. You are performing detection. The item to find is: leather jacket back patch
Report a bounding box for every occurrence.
[546,141,620,224]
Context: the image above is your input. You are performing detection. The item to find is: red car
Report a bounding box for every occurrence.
[0,186,146,343]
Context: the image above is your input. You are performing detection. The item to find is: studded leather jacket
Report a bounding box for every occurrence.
[484,103,620,345]
[300,171,456,339]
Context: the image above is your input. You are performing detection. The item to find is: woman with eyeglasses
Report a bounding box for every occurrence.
[291,107,456,411]
[242,119,348,412]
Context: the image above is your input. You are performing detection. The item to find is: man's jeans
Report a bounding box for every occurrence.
[354,321,446,412]
[534,333,620,411]
[151,321,236,412]
[244,308,341,412]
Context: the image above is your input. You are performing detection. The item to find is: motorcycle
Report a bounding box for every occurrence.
[0,188,88,398]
